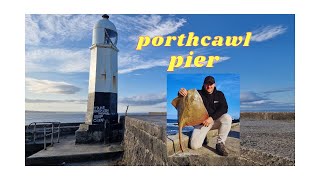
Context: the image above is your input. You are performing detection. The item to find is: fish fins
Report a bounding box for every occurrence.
[171,97,180,109]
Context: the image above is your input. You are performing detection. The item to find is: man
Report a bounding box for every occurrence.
[178,76,232,156]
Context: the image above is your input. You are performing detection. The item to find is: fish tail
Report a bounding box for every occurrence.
[179,125,184,152]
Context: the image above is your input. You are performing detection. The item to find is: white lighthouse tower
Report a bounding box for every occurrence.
[76,15,121,144]
[85,14,118,125]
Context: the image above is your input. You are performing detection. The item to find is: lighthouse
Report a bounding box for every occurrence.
[76,15,122,144]
[86,14,118,125]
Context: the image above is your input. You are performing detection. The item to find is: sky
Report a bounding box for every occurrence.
[25,14,294,113]
[167,74,240,119]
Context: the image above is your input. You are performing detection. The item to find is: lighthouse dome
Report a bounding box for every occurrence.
[92,14,118,46]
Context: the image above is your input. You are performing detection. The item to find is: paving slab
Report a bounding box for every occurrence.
[168,124,240,165]
[240,119,295,160]
[26,135,123,165]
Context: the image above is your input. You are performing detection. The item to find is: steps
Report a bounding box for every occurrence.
[26,135,124,165]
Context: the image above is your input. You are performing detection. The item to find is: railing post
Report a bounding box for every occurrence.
[51,123,54,146]
[57,123,60,143]
[44,127,46,150]
[33,123,36,143]
[104,120,107,144]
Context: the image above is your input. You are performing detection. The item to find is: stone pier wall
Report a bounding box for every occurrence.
[121,112,295,166]
[241,112,295,120]
[122,115,167,165]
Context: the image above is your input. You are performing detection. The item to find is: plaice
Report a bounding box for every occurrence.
[171,89,209,152]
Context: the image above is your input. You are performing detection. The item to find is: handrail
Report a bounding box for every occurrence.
[26,122,61,150]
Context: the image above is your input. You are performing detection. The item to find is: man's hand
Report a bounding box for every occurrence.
[203,117,213,127]
[179,88,188,97]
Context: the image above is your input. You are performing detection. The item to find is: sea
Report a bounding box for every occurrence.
[167,118,241,135]
[25,111,147,125]
[167,118,194,135]
[25,111,240,135]
[25,111,86,125]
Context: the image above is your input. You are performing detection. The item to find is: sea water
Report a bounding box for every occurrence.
[25,111,86,125]
[167,118,194,135]
[25,111,148,125]
[166,118,241,135]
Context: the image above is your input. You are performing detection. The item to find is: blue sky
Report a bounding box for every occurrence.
[167,74,240,119]
[25,14,294,112]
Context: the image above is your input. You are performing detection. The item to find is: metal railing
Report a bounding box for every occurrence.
[26,122,61,150]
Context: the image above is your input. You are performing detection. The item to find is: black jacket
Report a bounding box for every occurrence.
[197,86,228,120]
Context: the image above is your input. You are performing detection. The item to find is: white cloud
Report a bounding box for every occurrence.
[263,87,294,94]
[119,92,166,106]
[251,25,287,42]
[25,14,100,45]
[26,77,81,94]
[26,46,169,74]
[118,104,165,114]
[182,56,230,68]
[240,91,267,103]
[26,15,187,74]
[175,47,231,68]
[118,52,168,74]
[26,102,87,112]
[26,48,89,73]
[240,91,294,111]
[119,59,168,74]
[216,56,230,63]
[106,15,186,73]
[241,100,270,105]
[26,14,186,45]
[117,93,166,113]
[26,98,86,104]
[112,15,186,40]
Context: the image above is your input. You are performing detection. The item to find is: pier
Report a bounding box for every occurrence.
[25,112,294,166]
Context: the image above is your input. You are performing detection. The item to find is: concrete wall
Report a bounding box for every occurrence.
[241,112,295,120]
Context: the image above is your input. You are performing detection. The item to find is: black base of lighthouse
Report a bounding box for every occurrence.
[75,115,125,144]
[85,92,118,124]
[75,92,124,144]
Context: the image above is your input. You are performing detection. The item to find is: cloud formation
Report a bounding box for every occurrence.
[240,90,294,111]
[119,92,166,106]
[26,78,81,94]
[25,14,100,45]
[251,25,287,42]
[112,15,186,40]
[240,91,268,104]
[26,15,187,74]
[26,48,89,73]
[26,98,86,104]
[241,101,295,111]
[263,87,294,94]
[118,53,168,74]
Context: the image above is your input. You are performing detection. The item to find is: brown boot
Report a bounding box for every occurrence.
[216,142,228,156]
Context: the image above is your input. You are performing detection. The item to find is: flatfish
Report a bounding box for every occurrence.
[171,89,209,152]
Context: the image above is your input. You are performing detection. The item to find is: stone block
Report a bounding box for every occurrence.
[240,112,295,120]
[75,123,104,144]
[205,129,218,144]
[167,133,189,155]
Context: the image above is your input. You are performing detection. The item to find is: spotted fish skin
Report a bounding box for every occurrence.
[171,89,209,152]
